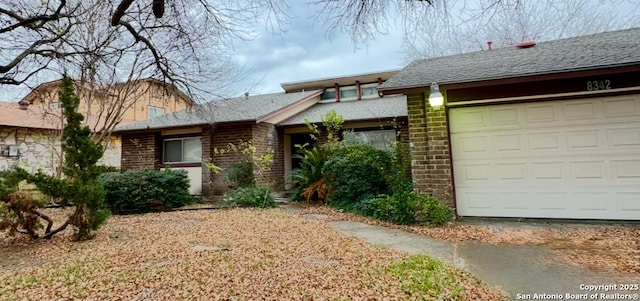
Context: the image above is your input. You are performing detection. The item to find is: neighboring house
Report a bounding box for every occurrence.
[114,71,408,196]
[0,102,66,175]
[379,27,640,220]
[23,78,194,130]
[0,78,194,174]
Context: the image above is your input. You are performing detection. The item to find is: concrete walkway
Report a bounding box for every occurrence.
[287,206,640,299]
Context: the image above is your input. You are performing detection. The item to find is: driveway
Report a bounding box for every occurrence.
[295,209,640,299]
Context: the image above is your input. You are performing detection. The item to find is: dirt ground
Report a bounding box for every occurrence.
[299,206,640,274]
[0,208,508,300]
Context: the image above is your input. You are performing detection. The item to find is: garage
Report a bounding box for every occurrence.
[450,95,640,220]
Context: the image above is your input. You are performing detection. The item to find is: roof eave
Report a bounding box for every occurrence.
[256,90,323,124]
[379,63,640,95]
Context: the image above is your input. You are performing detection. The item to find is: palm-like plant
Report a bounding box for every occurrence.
[291,146,331,203]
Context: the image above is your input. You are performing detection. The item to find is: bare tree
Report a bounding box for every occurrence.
[401,0,640,61]
[308,0,639,58]
[0,0,287,98]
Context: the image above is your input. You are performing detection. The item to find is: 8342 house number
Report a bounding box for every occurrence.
[587,80,611,91]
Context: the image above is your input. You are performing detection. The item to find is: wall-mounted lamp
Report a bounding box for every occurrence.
[428,82,444,108]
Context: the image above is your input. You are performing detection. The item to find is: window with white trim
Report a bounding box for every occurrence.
[321,88,336,100]
[49,102,60,109]
[148,106,165,119]
[163,137,202,163]
[339,88,357,100]
[343,129,396,151]
[360,85,379,99]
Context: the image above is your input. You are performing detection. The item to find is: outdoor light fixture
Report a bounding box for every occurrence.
[428,82,444,108]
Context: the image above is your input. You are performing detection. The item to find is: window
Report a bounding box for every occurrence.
[339,88,357,100]
[163,137,202,163]
[321,89,336,100]
[343,129,396,151]
[148,106,165,119]
[49,102,60,109]
[360,86,379,98]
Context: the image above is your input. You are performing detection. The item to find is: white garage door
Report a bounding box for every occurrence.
[450,95,640,220]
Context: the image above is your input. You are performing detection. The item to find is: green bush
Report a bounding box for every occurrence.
[412,194,454,226]
[225,161,255,188]
[223,185,275,208]
[362,192,453,226]
[322,144,394,210]
[95,165,120,174]
[99,169,195,214]
[363,192,415,224]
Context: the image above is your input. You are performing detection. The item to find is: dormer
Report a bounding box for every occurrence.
[280,70,399,102]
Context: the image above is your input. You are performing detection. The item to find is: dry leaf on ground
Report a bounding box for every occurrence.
[0,208,507,300]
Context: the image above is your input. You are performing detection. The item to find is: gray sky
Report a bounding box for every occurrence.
[2,0,637,101]
[228,1,404,96]
[1,1,404,101]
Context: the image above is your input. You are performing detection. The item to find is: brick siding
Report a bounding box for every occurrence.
[120,132,160,170]
[406,93,454,207]
[252,123,284,189]
[200,126,213,196]
[208,123,253,195]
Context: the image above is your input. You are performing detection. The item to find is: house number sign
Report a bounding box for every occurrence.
[586,80,611,91]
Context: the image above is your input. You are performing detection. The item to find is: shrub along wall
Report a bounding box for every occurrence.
[99,169,195,214]
[321,144,453,226]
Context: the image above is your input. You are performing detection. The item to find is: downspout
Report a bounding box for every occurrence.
[356,81,361,100]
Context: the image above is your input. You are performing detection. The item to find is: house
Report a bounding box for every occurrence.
[0,78,194,174]
[379,27,640,220]
[0,101,69,175]
[113,71,408,196]
[23,78,194,131]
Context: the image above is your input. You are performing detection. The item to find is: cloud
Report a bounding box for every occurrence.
[228,1,405,96]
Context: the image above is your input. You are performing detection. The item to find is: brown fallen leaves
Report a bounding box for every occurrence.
[0,208,508,300]
[299,206,640,274]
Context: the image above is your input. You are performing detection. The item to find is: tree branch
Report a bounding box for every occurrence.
[117,19,175,84]
[0,0,67,33]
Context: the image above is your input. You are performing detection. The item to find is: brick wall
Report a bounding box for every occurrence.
[201,126,213,196]
[120,132,159,170]
[406,93,454,207]
[209,123,253,195]
[252,123,283,189]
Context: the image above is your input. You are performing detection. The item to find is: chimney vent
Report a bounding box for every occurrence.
[244,92,249,99]
[516,40,536,49]
[487,41,493,51]
[18,99,30,110]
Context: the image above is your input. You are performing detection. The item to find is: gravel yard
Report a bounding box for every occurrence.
[0,208,507,300]
[299,206,640,274]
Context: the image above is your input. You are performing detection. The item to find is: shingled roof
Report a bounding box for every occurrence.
[114,90,322,132]
[279,95,407,126]
[0,102,60,130]
[380,27,640,91]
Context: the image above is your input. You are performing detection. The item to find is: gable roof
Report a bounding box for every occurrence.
[114,90,323,132]
[380,27,640,91]
[279,95,407,126]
